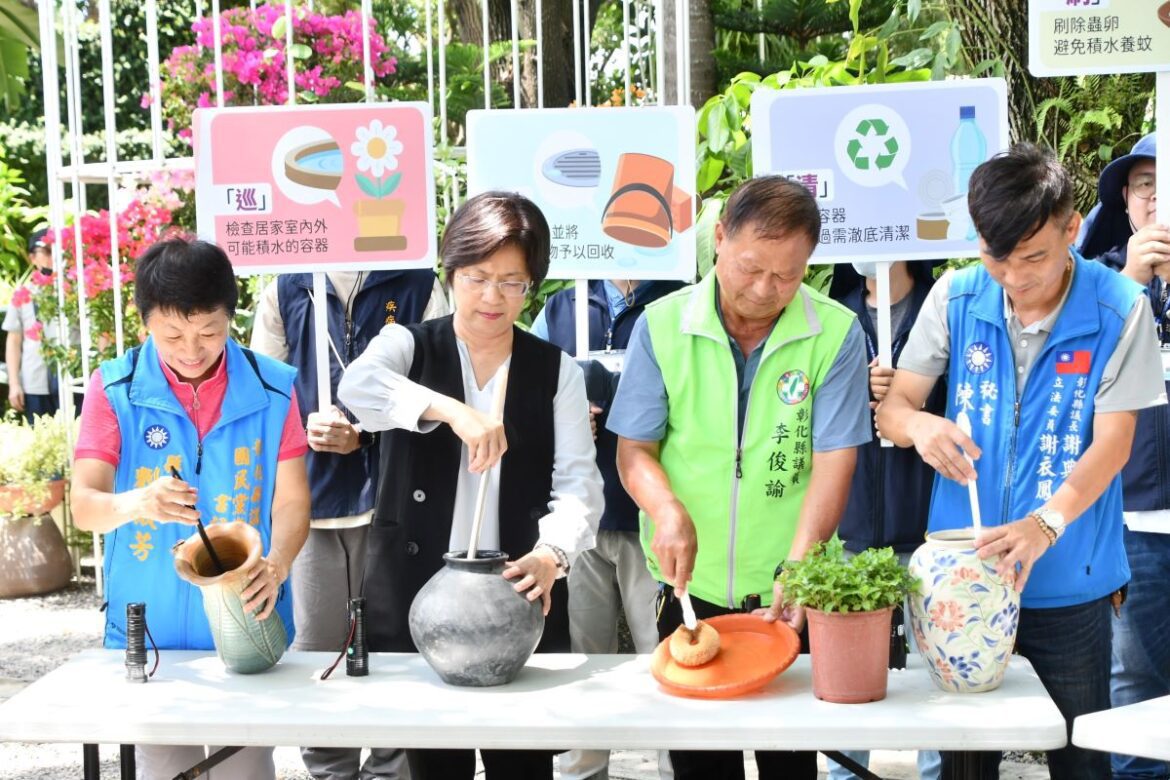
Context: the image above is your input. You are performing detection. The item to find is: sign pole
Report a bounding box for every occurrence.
[875,261,893,447]
[1159,73,1168,228]
[313,273,332,413]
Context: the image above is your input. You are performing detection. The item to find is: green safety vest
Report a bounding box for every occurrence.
[643,272,857,607]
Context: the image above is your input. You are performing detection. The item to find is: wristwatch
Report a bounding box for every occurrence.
[357,429,377,449]
[1030,508,1066,541]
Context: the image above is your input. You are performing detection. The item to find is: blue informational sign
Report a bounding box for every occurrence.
[467,107,696,281]
[752,79,1009,264]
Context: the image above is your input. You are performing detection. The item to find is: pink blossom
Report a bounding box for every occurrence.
[24,322,43,341]
[10,286,31,307]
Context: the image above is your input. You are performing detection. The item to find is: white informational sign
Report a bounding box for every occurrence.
[752,79,1009,265]
[466,107,696,281]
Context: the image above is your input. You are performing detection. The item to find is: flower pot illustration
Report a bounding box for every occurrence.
[354,198,407,251]
[351,119,408,252]
[908,529,1020,693]
[409,550,544,687]
[601,153,693,249]
[173,521,288,674]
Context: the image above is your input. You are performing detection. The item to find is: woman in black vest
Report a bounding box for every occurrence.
[338,192,603,780]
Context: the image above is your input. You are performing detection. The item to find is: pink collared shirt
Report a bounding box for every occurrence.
[75,349,308,466]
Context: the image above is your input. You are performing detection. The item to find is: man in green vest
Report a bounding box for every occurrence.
[608,176,871,780]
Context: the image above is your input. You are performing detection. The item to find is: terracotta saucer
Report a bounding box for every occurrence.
[650,613,800,699]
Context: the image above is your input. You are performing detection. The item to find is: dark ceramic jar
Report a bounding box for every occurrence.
[409,550,544,686]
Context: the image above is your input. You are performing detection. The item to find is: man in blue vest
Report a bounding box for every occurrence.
[252,268,447,780]
[878,144,1167,779]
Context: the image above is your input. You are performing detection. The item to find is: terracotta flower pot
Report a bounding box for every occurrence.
[600,153,692,248]
[173,521,288,674]
[908,529,1020,693]
[0,479,66,517]
[806,606,893,703]
[0,513,73,598]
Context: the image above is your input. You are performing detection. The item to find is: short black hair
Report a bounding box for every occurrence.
[720,176,821,246]
[440,192,550,286]
[968,143,1075,260]
[134,238,239,322]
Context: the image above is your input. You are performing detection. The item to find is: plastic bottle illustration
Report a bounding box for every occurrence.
[951,105,986,241]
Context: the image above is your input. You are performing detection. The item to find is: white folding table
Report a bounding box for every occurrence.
[0,649,1066,779]
[1073,694,1170,762]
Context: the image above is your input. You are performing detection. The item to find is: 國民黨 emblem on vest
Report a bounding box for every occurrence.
[776,370,811,405]
[964,342,994,374]
[143,425,170,450]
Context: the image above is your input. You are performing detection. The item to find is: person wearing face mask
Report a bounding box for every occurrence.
[1078,132,1170,780]
[823,259,944,780]
[4,230,60,423]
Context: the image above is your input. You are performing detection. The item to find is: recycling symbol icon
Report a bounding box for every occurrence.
[845,118,900,171]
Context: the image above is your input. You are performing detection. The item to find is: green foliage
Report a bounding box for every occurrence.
[0,144,46,283]
[1033,74,1155,213]
[0,411,71,518]
[438,40,535,144]
[0,0,41,111]
[778,537,917,613]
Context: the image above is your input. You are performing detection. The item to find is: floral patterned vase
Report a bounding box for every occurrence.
[908,529,1020,693]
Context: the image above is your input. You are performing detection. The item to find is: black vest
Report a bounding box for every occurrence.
[364,316,569,653]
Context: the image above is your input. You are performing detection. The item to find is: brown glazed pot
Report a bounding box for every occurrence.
[0,513,73,598]
[806,606,893,703]
[173,521,287,673]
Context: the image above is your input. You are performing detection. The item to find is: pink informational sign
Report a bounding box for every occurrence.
[194,103,436,274]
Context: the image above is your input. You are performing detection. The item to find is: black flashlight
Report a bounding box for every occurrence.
[346,597,369,677]
[125,603,149,683]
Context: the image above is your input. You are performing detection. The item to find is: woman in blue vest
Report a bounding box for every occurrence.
[339,191,603,780]
[1078,132,1170,780]
[71,238,310,780]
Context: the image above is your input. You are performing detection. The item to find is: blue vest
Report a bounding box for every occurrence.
[932,254,1140,608]
[277,271,434,519]
[98,337,297,649]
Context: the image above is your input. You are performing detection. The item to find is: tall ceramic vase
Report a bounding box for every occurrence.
[908,529,1020,693]
[173,521,288,674]
[409,550,544,687]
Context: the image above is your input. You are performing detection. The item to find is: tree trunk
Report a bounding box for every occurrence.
[661,0,717,107]
[449,0,607,108]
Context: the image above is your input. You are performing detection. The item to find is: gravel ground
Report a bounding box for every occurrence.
[0,578,1050,779]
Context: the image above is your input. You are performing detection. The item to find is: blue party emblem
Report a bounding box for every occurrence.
[143,425,170,450]
[776,370,811,405]
[964,342,994,374]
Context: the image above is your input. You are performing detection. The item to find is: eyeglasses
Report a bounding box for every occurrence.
[454,273,532,299]
[1128,175,1156,200]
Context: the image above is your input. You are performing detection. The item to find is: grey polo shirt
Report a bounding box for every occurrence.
[898,264,1166,413]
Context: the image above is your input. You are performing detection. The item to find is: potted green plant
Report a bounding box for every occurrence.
[0,411,74,598]
[777,537,917,703]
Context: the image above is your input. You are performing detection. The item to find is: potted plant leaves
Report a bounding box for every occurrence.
[0,411,74,598]
[777,537,917,703]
